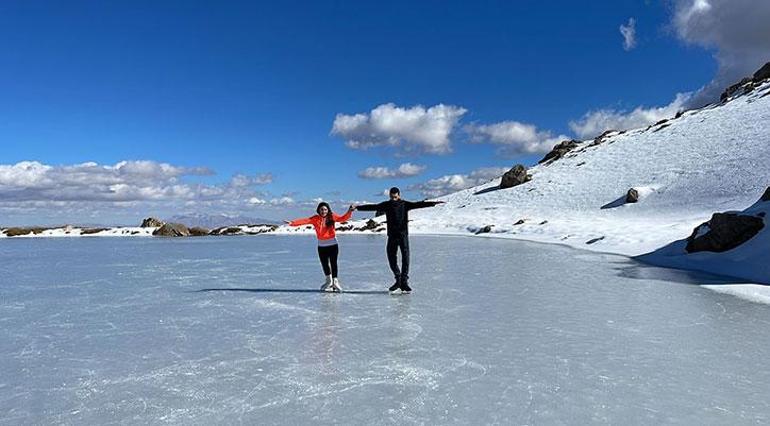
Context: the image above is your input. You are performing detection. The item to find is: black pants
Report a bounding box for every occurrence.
[386,234,410,282]
[317,244,339,278]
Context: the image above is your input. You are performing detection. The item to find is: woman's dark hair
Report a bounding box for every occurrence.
[316,202,334,227]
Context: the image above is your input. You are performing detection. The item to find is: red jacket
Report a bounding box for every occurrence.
[288,210,353,241]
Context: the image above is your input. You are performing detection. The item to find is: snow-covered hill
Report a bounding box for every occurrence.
[403,77,770,294]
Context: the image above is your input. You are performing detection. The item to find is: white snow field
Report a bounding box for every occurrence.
[403,79,770,296]
[2,236,770,424]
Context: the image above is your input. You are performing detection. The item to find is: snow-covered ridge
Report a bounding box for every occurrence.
[0,226,156,238]
[404,75,770,291]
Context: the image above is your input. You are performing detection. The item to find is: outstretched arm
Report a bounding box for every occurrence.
[333,205,355,223]
[356,201,386,212]
[405,200,445,211]
[285,216,315,226]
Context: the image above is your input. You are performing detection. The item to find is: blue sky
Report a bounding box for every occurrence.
[1,0,767,225]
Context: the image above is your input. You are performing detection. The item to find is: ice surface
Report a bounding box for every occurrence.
[2,236,770,424]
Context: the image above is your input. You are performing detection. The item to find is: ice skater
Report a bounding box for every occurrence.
[355,187,444,293]
[285,202,355,292]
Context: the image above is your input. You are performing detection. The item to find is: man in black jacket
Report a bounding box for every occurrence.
[355,187,444,293]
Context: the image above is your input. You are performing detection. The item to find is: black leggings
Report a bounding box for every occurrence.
[317,244,339,278]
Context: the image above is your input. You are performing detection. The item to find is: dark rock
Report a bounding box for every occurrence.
[626,188,640,203]
[189,227,210,236]
[721,77,753,102]
[356,219,380,231]
[538,140,580,164]
[753,62,770,82]
[81,228,109,235]
[761,187,770,202]
[758,212,767,218]
[3,227,49,237]
[474,225,494,235]
[589,130,615,147]
[675,110,684,119]
[514,219,525,225]
[586,236,605,245]
[654,119,669,126]
[141,217,164,227]
[685,213,765,253]
[152,223,190,237]
[500,164,532,188]
[539,220,548,225]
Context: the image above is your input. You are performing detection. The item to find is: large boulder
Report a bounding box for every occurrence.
[685,213,765,253]
[538,140,580,164]
[141,217,164,227]
[152,223,190,237]
[500,164,532,188]
[188,227,210,236]
[753,62,770,82]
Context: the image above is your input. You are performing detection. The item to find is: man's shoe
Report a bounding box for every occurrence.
[388,281,401,292]
[400,281,412,293]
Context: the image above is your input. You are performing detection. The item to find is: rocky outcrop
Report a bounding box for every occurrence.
[81,228,109,235]
[141,217,164,227]
[720,62,770,102]
[721,78,753,102]
[754,62,770,82]
[685,213,765,253]
[500,165,532,188]
[152,223,190,237]
[538,140,580,164]
[626,188,640,204]
[3,227,49,237]
[589,130,615,147]
[188,227,210,236]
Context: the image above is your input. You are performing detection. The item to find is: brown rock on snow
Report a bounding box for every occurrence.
[500,165,532,188]
[141,217,164,227]
[685,213,765,253]
[152,223,191,237]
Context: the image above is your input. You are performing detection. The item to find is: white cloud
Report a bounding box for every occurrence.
[358,163,427,179]
[248,197,266,205]
[671,0,770,106]
[568,93,690,139]
[269,197,295,206]
[230,173,273,187]
[0,160,281,211]
[620,18,637,51]
[466,121,570,155]
[331,103,467,155]
[408,167,509,198]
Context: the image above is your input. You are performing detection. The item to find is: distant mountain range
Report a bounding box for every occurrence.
[167,213,280,228]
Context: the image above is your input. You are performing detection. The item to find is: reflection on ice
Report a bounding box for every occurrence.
[1,235,769,424]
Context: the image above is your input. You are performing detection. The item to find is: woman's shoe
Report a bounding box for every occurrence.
[320,275,333,292]
[331,277,343,292]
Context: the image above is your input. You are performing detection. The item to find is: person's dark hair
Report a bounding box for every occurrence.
[389,187,400,195]
[316,202,334,227]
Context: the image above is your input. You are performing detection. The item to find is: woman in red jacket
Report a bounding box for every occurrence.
[285,202,355,292]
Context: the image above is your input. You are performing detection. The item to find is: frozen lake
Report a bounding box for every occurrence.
[2,235,770,424]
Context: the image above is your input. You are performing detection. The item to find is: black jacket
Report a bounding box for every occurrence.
[357,199,440,237]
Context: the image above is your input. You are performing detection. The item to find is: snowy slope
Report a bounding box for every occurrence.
[404,79,770,291]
